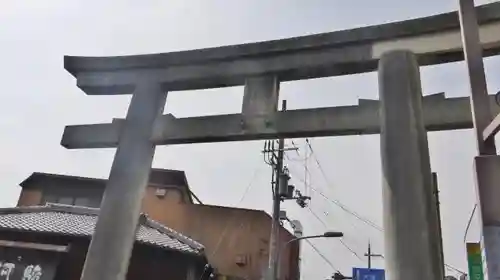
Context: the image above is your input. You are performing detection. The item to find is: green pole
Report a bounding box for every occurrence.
[467,243,484,280]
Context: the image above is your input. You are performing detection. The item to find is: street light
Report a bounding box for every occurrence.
[323,231,344,238]
[275,231,344,280]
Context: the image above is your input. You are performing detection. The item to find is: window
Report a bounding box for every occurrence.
[74,197,90,206]
[58,197,74,205]
[42,194,101,208]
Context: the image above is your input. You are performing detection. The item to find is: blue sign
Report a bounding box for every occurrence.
[352,268,385,280]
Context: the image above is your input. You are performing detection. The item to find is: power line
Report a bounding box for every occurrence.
[291,140,301,157]
[339,239,364,262]
[305,139,333,191]
[288,163,383,253]
[463,203,477,242]
[300,140,384,232]
[307,207,364,262]
[307,207,328,228]
[313,189,466,275]
[303,141,311,197]
[287,164,313,187]
[444,263,467,275]
[304,141,467,275]
[308,184,383,232]
[305,239,340,273]
[293,141,384,264]
[210,166,262,258]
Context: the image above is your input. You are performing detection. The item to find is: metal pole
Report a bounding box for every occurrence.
[379,50,441,280]
[269,100,287,280]
[364,241,382,269]
[432,173,445,280]
[79,83,167,280]
[458,0,496,155]
[276,234,325,268]
[291,220,303,280]
[276,233,343,278]
[367,242,371,269]
[458,2,500,279]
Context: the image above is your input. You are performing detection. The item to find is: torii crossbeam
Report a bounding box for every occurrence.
[61,2,500,280]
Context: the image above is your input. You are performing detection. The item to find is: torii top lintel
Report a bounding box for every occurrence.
[65,2,500,94]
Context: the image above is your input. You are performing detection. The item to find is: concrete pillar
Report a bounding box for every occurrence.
[473,156,500,280]
[79,83,167,280]
[379,50,441,280]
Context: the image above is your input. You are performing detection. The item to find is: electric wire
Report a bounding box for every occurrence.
[304,140,467,275]
[302,140,383,232]
[290,141,383,261]
[339,239,364,262]
[312,186,383,231]
[305,239,340,273]
[308,183,383,232]
[463,203,477,242]
[303,141,310,197]
[307,192,377,264]
[210,166,262,258]
[307,207,364,262]
[288,158,381,258]
[313,188,466,275]
[444,264,467,275]
[305,139,335,191]
[291,140,301,157]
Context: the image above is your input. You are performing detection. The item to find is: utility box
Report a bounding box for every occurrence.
[278,173,291,198]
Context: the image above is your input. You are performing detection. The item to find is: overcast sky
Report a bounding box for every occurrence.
[2,0,500,279]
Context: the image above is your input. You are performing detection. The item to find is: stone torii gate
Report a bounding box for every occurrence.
[61,2,500,280]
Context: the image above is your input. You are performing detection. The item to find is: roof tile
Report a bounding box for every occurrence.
[0,205,204,256]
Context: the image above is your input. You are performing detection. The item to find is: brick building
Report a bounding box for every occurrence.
[16,169,300,280]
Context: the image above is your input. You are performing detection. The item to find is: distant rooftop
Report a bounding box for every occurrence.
[20,168,202,204]
[0,204,205,256]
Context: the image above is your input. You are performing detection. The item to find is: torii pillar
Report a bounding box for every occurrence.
[379,50,443,280]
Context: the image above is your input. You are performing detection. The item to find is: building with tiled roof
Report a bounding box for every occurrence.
[0,204,204,256]
[15,169,300,280]
[0,204,209,280]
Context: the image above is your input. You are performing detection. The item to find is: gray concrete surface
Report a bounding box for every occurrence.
[63,2,500,93]
[379,50,441,280]
[61,93,500,149]
[79,83,167,280]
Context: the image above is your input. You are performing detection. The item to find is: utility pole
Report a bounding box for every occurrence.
[432,172,445,279]
[263,100,310,280]
[364,241,383,269]
[267,100,286,280]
